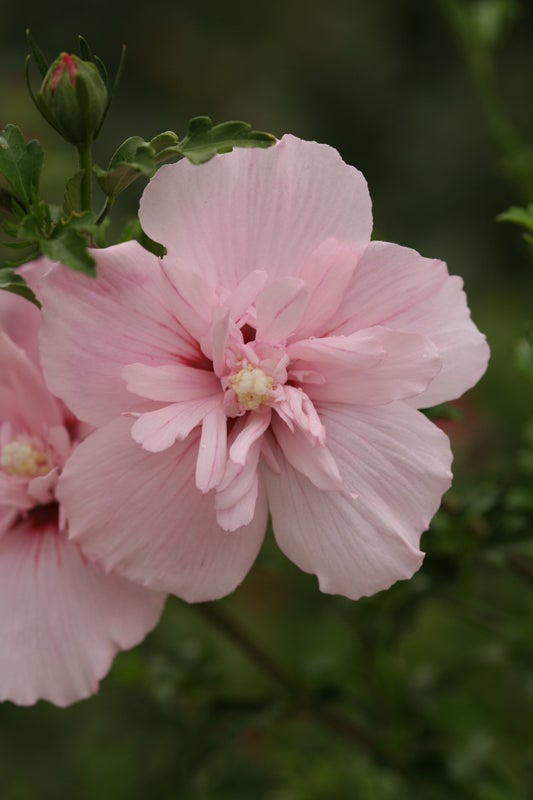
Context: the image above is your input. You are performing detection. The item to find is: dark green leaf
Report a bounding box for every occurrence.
[25,29,49,78]
[150,131,179,156]
[94,136,155,197]
[497,204,533,232]
[170,117,276,165]
[40,212,98,275]
[0,268,40,306]
[0,125,44,209]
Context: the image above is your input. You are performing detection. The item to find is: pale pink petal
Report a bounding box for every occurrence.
[0,518,165,707]
[130,393,221,452]
[228,270,268,322]
[275,385,325,444]
[229,409,271,465]
[255,278,309,343]
[57,418,267,600]
[270,413,343,491]
[291,239,360,340]
[288,327,441,405]
[27,468,59,505]
[0,386,19,421]
[196,405,228,492]
[159,261,217,342]
[37,242,198,427]
[0,473,34,510]
[0,288,41,368]
[209,308,231,376]
[0,508,17,539]
[0,331,62,429]
[263,403,452,600]
[123,362,220,402]
[332,242,490,406]
[46,425,73,466]
[139,135,372,287]
[214,426,264,531]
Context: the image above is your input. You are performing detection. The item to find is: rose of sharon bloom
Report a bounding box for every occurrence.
[0,291,166,706]
[35,135,489,603]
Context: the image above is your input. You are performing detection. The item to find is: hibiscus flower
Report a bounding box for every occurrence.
[34,135,489,602]
[0,291,165,706]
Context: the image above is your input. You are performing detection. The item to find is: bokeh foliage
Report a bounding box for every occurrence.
[0,0,532,797]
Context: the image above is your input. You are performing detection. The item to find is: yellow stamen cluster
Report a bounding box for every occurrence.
[230,364,274,410]
[1,439,50,477]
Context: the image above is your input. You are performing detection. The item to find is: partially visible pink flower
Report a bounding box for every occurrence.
[35,135,490,602]
[0,290,166,707]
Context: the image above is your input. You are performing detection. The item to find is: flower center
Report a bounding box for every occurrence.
[1,439,50,477]
[229,364,274,410]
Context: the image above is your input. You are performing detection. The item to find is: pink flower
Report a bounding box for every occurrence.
[35,135,489,602]
[0,290,165,707]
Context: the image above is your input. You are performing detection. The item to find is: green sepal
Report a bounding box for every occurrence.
[77,35,94,63]
[162,116,276,165]
[25,29,49,79]
[0,125,44,210]
[0,268,40,306]
[94,136,156,197]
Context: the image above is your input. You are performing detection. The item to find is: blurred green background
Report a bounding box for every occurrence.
[1,0,532,797]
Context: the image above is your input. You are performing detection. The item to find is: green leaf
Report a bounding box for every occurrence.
[94,136,156,197]
[0,268,40,306]
[0,125,44,209]
[40,212,98,275]
[170,117,276,165]
[150,131,179,155]
[497,204,533,233]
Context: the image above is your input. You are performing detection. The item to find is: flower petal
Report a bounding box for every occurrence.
[288,327,441,405]
[264,402,452,599]
[123,362,220,403]
[0,331,62,430]
[271,412,343,491]
[130,393,222,452]
[0,288,42,369]
[57,418,267,600]
[229,409,271,466]
[255,278,309,343]
[0,518,165,707]
[215,424,264,532]
[332,242,489,406]
[291,239,359,340]
[196,405,228,492]
[37,242,198,427]
[139,135,372,287]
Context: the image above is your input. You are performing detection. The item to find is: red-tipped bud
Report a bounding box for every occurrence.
[37,53,108,146]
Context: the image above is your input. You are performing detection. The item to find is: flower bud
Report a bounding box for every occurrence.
[36,53,108,146]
